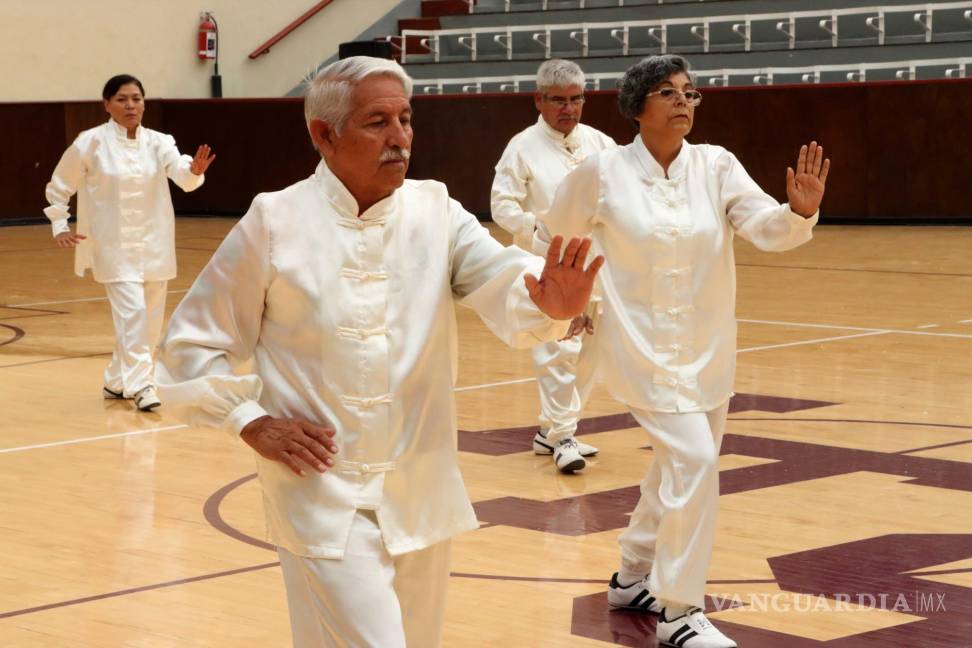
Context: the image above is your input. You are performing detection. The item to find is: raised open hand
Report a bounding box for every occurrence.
[55,231,87,248]
[190,144,216,175]
[524,235,604,321]
[787,141,831,218]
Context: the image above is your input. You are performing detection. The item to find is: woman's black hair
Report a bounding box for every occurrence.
[102,74,145,100]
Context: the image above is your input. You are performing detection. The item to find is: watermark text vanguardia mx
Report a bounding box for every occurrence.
[710,592,947,613]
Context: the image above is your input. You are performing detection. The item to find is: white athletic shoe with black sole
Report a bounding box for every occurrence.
[102,386,126,399]
[607,573,663,613]
[134,386,161,412]
[553,438,586,473]
[656,607,736,648]
[533,430,598,457]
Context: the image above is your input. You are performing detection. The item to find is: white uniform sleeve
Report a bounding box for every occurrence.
[156,196,273,436]
[718,150,817,252]
[449,199,568,347]
[159,134,205,193]
[490,144,536,240]
[534,154,601,252]
[43,141,85,237]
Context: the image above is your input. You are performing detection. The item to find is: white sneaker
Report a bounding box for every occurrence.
[533,430,598,456]
[656,607,736,648]
[134,386,161,411]
[553,438,586,473]
[102,386,126,399]
[607,572,662,613]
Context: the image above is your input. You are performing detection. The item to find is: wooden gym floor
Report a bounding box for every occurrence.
[1,219,971,647]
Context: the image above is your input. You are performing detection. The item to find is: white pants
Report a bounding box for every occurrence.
[103,280,167,397]
[532,333,597,444]
[617,402,730,608]
[277,510,452,648]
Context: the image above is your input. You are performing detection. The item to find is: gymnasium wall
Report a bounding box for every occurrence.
[0,0,403,101]
[2,78,970,224]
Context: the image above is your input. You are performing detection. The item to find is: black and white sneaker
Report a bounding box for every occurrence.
[134,386,161,411]
[533,430,598,456]
[102,386,126,399]
[607,572,662,613]
[553,438,586,472]
[656,607,736,648]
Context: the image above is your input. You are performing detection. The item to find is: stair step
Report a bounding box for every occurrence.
[421,0,472,18]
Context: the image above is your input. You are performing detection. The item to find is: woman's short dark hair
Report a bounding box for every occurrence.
[102,74,145,100]
[617,55,691,120]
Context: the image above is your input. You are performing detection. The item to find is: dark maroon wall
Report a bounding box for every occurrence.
[4,78,970,223]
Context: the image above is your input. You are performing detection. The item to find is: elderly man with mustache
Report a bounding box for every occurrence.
[155,56,603,648]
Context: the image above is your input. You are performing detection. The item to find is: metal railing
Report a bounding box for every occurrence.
[250,0,336,59]
[472,0,714,12]
[411,56,972,93]
[399,1,972,63]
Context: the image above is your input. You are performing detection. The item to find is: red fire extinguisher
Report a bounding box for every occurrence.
[198,13,217,60]
[198,12,222,97]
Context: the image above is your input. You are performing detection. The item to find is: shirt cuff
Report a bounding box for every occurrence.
[223,400,270,437]
[186,171,205,191]
[521,211,536,238]
[784,203,820,225]
[50,219,71,237]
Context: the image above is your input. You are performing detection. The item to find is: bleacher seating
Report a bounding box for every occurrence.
[380,0,972,91]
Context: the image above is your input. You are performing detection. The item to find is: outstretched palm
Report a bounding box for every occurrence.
[525,236,604,320]
[190,144,216,175]
[787,141,831,217]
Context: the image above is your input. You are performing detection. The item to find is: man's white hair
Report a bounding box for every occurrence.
[303,56,413,136]
[536,59,586,93]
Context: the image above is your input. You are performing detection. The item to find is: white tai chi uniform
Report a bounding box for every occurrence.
[539,137,817,607]
[44,119,204,395]
[491,116,615,443]
[157,161,569,647]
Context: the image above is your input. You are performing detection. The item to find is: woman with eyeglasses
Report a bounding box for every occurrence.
[44,74,215,411]
[537,55,830,648]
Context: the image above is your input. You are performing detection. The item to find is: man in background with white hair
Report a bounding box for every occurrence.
[155,56,602,647]
[491,59,615,473]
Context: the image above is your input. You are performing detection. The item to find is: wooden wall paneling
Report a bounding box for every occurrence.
[0,103,67,221]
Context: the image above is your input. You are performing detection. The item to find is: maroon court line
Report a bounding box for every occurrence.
[0,312,70,322]
[730,417,972,433]
[0,323,24,347]
[202,473,275,551]
[0,565,779,621]
[0,305,69,319]
[896,438,972,455]
[0,562,281,620]
[728,416,972,457]
[0,351,111,369]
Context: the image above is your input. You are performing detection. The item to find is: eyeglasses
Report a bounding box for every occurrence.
[645,88,703,107]
[543,94,586,109]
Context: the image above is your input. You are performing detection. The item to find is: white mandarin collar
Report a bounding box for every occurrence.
[315,160,396,222]
[537,115,581,151]
[107,118,142,141]
[632,135,691,181]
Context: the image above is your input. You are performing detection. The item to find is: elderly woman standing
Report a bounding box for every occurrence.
[538,55,830,648]
[44,74,215,411]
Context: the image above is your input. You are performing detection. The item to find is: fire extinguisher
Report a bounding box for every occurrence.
[197,12,222,97]
[198,13,217,60]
